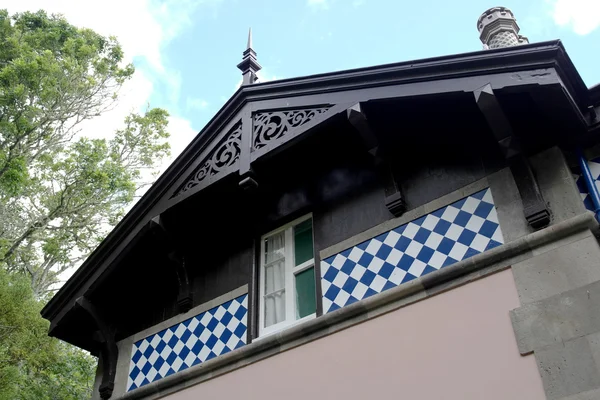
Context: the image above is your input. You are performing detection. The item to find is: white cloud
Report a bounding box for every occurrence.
[9,0,189,72]
[549,0,600,35]
[163,71,184,108]
[186,97,210,111]
[168,117,198,159]
[78,71,155,141]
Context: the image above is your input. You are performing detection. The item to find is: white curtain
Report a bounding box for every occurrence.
[264,232,286,327]
[265,232,285,264]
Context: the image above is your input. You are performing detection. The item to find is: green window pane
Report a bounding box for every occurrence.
[294,219,314,266]
[295,267,316,319]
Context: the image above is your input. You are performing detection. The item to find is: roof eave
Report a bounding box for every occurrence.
[41,39,590,322]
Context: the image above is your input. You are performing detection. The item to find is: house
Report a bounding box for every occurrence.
[42,7,600,400]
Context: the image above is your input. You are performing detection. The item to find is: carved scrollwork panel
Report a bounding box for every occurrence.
[252,107,331,150]
[173,121,242,197]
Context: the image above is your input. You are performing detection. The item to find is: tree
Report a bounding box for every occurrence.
[0,267,97,399]
[0,9,174,398]
[0,10,171,295]
[2,108,170,296]
[0,9,134,195]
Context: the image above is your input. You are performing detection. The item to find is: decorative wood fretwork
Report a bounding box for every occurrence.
[252,107,331,150]
[174,121,242,197]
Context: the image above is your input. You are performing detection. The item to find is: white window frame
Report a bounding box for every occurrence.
[258,214,316,338]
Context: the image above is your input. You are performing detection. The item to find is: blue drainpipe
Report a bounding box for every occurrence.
[577,148,600,223]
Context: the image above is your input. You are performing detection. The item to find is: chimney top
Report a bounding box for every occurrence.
[477,6,529,49]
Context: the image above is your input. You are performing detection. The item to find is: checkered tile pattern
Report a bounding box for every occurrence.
[127,294,248,391]
[573,157,600,212]
[321,188,504,314]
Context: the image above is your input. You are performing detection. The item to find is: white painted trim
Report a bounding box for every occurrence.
[292,259,314,274]
[253,313,317,342]
[258,213,316,337]
[262,214,312,238]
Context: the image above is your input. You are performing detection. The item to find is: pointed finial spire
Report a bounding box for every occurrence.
[237,28,261,86]
[247,27,253,50]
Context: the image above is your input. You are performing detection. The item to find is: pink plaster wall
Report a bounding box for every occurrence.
[164,269,545,400]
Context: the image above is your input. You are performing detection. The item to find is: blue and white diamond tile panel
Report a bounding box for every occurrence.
[127,294,248,392]
[573,157,600,212]
[321,188,504,314]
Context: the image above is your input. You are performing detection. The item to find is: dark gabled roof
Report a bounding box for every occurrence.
[590,83,600,106]
[41,39,595,323]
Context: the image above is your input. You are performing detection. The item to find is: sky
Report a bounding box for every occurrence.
[5,0,600,174]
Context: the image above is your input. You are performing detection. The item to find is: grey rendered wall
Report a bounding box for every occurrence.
[103,144,598,400]
[504,146,600,400]
[98,144,598,400]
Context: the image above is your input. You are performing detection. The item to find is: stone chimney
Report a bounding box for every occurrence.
[477,7,529,49]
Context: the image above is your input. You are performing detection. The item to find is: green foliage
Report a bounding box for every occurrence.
[0,9,134,193]
[0,9,171,295]
[0,9,174,399]
[0,156,27,196]
[0,268,96,399]
[0,106,171,295]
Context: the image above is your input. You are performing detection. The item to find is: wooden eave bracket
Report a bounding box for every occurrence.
[149,216,193,313]
[474,84,550,229]
[347,103,406,217]
[74,297,117,400]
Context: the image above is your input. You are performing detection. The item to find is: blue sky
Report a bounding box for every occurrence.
[7,0,600,168]
[163,0,600,133]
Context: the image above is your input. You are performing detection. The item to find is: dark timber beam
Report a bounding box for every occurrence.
[239,173,259,191]
[347,103,406,217]
[74,297,117,400]
[474,84,550,229]
[167,251,193,313]
[149,216,193,313]
[239,110,259,190]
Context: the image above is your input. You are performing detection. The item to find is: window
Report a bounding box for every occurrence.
[259,215,317,336]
